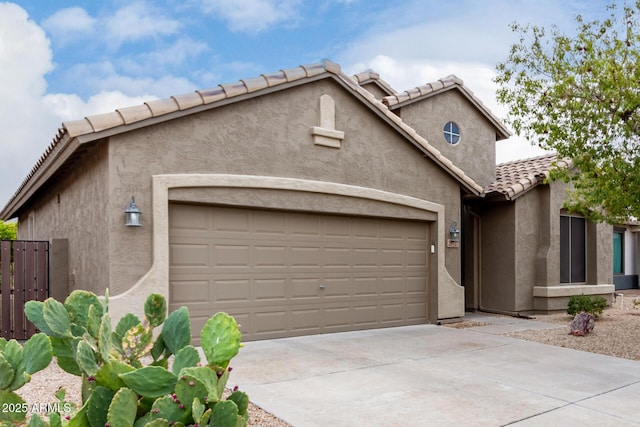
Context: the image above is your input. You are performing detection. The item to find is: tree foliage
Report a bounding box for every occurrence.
[0,221,17,240]
[495,2,640,223]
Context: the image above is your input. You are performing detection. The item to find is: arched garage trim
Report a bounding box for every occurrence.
[109,174,464,322]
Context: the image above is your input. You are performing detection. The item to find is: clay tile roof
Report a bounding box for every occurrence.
[352,70,397,95]
[1,59,487,219]
[484,153,571,200]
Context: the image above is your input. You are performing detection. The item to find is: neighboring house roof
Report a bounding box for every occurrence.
[484,153,571,200]
[1,59,497,220]
[382,75,512,141]
[351,70,397,96]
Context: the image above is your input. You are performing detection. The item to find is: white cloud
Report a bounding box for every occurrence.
[131,37,209,70]
[105,1,181,46]
[41,7,96,43]
[0,3,196,211]
[199,0,302,33]
[43,91,159,122]
[65,61,196,99]
[0,3,60,208]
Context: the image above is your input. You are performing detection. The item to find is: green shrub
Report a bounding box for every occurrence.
[19,290,248,427]
[567,294,607,318]
[0,221,17,240]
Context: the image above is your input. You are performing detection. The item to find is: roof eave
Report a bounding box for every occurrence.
[0,132,78,220]
[2,59,485,217]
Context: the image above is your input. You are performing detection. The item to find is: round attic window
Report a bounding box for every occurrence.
[443,122,460,145]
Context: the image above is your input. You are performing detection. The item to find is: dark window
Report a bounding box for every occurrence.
[443,122,460,145]
[560,215,586,283]
[613,228,624,275]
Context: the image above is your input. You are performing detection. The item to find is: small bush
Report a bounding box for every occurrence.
[567,294,607,318]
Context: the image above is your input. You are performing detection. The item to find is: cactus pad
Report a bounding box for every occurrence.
[210,400,239,426]
[172,345,200,375]
[200,313,242,369]
[161,307,191,355]
[0,354,15,389]
[119,366,177,398]
[64,291,103,329]
[144,293,167,327]
[43,298,73,338]
[86,386,114,427]
[23,333,53,375]
[107,387,138,426]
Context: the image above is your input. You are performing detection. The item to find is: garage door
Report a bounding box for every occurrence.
[169,203,430,342]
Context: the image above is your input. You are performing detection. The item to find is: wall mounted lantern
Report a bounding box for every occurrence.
[125,196,142,227]
[447,222,460,248]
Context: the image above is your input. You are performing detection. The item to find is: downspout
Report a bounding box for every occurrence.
[465,206,534,319]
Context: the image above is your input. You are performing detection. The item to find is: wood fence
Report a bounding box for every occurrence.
[0,240,49,340]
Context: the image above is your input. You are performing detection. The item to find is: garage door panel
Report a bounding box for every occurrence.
[353,248,378,267]
[215,279,251,302]
[290,278,322,299]
[213,209,252,232]
[406,222,429,240]
[380,249,404,266]
[170,280,209,303]
[253,311,288,335]
[407,302,429,321]
[323,216,351,237]
[254,211,287,234]
[290,246,321,267]
[381,277,405,295]
[213,245,251,267]
[290,215,320,236]
[171,244,209,267]
[352,219,379,238]
[407,276,428,294]
[323,278,350,297]
[291,309,322,332]
[324,307,351,328]
[254,278,287,301]
[254,245,287,267]
[381,304,405,323]
[407,249,427,267]
[170,204,208,230]
[169,204,431,341]
[323,247,351,267]
[352,305,379,325]
[352,277,378,296]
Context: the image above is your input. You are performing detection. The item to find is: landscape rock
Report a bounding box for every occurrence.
[569,312,595,336]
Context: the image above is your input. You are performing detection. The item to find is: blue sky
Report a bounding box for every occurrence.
[0,0,611,208]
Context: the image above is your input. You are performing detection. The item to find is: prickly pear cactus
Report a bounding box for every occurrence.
[20,291,248,427]
[0,333,52,424]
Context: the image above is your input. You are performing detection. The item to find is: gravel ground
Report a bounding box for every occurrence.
[18,290,640,426]
[503,289,640,361]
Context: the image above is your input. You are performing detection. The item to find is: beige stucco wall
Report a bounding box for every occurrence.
[514,187,542,312]
[477,201,516,312]
[478,181,614,313]
[17,143,110,296]
[397,90,497,188]
[101,78,465,308]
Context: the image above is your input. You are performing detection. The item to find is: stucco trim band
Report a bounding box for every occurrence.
[532,284,615,298]
[108,174,464,323]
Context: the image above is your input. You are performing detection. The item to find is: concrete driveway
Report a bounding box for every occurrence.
[228,315,640,426]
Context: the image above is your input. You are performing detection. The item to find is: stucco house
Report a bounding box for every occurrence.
[0,59,618,341]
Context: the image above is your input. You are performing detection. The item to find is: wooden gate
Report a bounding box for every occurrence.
[0,240,49,340]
